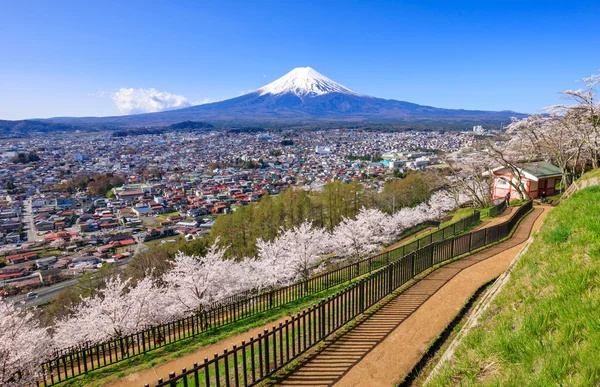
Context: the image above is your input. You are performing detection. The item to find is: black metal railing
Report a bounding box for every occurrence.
[148,201,532,387]
[488,198,508,217]
[38,211,482,386]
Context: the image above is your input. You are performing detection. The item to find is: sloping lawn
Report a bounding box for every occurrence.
[428,186,600,386]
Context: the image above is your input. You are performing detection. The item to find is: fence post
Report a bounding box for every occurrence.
[468,232,473,251]
[430,243,435,266]
[359,279,365,313]
[223,349,230,386]
[82,348,88,373]
[264,329,270,375]
[320,300,326,338]
[388,265,393,294]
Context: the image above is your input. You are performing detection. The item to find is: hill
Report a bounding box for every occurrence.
[167,121,214,130]
[0,119,87,136]
[42,67,526,129]
[427,180,600,386]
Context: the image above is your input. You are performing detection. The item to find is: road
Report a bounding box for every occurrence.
[23,197,43,243]
[6,278,78,307]
[5,202,148,308]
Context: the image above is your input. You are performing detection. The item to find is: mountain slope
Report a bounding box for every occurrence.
[0,119,85,136]
[42,67,526,128]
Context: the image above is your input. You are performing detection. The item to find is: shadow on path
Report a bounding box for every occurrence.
[274,207,543,387]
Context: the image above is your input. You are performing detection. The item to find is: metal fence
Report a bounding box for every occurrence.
[38,211,481,386]
[488,198,508,218]
[149,201,532,387]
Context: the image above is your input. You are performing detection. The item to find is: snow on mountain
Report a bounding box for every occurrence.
[257,67,362,97]
[41,66,527,129]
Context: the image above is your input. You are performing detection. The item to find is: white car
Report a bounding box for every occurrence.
[159,239,177,244]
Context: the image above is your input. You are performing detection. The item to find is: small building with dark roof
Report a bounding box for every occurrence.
[491,161,562,200]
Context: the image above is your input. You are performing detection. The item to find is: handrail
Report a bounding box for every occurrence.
[151,200,533,387]
[488,198,508,217]
[38,210,482,385]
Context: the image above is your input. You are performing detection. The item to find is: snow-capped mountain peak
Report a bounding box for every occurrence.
[257,67,362,97]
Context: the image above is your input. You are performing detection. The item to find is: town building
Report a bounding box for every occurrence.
[491,161,562,200]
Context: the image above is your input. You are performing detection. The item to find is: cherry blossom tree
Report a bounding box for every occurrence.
[257,222,331,284]
[560,72,600,168]
[49,238,67,249]
[162,239,240,313]
[0,301,50,386]
[389,190,463,237]
[446,149,495,208]
[332,208,393,262]
[235,257,275,292]
[254,237,293,287]
[53,276,173,349]
[505,111,588,189]
[281,222,331,281]
[481,72,600,194]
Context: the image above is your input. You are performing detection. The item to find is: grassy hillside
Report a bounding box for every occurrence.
[427,186,600,386]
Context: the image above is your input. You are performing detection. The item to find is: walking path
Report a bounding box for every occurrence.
[473,206,515,231]
[104,222,444,386]
[108,312,296,387]
[276,205,549,387]
[105,206,536,387]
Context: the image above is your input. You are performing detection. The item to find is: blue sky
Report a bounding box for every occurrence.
[1,0,599,120]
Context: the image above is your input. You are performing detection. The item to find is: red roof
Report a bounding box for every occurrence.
[118,190,144,196]
[0,267,28,279]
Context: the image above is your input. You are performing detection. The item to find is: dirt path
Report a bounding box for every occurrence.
[104,223,441,386]
[276,205,549,387]
[107,206,537,387]
[473,206,515,231]
[107,313,297,387]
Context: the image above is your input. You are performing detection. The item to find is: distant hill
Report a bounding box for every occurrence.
[5,67,528,133]
[168,121,214,130]
[0,119,85,136]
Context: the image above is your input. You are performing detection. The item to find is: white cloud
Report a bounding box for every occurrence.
[111,88,191,114]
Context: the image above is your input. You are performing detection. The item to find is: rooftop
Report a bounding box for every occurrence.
[521,161,562,178]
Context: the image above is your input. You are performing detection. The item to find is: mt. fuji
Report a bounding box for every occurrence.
[257,67,362,97]
[43,67,525,129]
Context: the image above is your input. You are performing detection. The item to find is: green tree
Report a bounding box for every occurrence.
[381,172,436,213]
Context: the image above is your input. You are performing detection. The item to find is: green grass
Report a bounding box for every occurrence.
[143,233,185,248]
[444,208,481,225]
[509,199,528,206]
[54,279,363,387]
[427,185,600,387]
[157,211,180,221]
[36,248,63,257]
[49,205,507,386]
[577,168,600,182]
